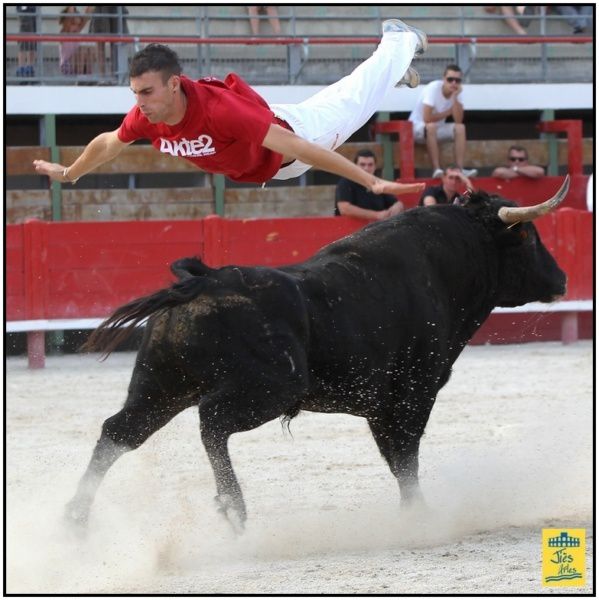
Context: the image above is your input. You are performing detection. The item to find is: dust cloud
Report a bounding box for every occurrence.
[6,341,593,594]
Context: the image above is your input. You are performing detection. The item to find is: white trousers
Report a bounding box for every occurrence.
[270,31,419,180]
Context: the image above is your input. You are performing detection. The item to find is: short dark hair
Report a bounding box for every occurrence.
[508,145,528,159]
[444,64,462,75]
[129,44,182,82]
[354,149,376,163]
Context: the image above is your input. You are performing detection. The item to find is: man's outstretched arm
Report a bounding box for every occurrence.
[262,124,424,196]
[33,129,130,183]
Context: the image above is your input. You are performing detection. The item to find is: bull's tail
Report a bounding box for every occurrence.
[81,257,216,359]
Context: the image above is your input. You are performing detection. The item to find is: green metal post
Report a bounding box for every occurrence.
[42,114,64,352]
[214,174,225,216]
[43,114,63,220]
[377,111,394,181]
[541,109,558,176]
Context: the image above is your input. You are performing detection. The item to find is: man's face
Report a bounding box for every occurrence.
[355,156,377,175]
[130,70,177,123]
[442,69,462,95]
[442,168,462,192]
[508,149,529,166]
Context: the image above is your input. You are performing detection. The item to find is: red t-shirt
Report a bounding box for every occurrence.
[117,74,284,183]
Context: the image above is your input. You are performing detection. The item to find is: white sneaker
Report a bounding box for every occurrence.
[461,168,478,178]
[432,168,444,178]
[395,66,420,88]
[382,18,428,56]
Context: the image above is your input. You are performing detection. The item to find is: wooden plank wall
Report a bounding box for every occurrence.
[7,139,593,222]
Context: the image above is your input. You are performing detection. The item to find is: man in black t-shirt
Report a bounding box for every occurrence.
[419,166,473,206]
[335,149,404,220]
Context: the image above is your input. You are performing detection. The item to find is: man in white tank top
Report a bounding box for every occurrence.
[409,64,477,179]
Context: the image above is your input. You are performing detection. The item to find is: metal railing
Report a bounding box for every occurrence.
[5,6,594,85]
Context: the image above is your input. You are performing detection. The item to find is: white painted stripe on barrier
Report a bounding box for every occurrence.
[6,318,104,333]
[492,300,592,313]
[6,83,593,115]
[5,301,592,333]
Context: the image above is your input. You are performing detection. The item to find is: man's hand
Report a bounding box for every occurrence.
[387,200,405,216]
[451,83,462,98]
[371,179,425,196]
[456,170,474,190]
[375,208,391,221]
[33,160,72,183]
[492,166,518,180]
[33,130,128,186]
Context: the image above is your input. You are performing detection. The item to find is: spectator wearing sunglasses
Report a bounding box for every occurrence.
[492,145,545,180]
[419,166,474,206]
[409,64,478,180]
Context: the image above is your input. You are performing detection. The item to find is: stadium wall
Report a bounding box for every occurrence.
[6,83,593,115]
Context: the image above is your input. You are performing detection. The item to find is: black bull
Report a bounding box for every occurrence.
[66,179,568,534]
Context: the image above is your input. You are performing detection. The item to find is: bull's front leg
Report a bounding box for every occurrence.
[368,395,436,511]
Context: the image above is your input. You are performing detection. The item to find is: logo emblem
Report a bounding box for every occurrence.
[542,529,585,587]
[159,135,216,157]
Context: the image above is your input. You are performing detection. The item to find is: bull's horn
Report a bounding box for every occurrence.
[497,174,571,225]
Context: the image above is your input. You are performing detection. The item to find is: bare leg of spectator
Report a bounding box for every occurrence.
[554,5,593,33]
[248,7,260,35]
[266,7,282,34]
[96,42,106,78]
[500,6,527,35]
[424,123,442,173]
[453,123,467,170]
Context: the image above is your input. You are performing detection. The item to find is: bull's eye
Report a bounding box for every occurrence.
[519,229,529,240]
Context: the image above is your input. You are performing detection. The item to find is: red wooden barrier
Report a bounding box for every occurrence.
[6,207,592,367]
[40,220,204,318]
[537,119,584,175]
[372,120,415,179]
[555,208,593,300]
[6,224,26,321]
[203,215,363,267]
[397,175,590,211]
[23,219,48,367]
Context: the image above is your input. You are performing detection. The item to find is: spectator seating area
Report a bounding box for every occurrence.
[5,5,594,84]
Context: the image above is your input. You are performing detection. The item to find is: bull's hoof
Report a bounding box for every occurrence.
[400,495,433,521]
[214,494,246,535]
[63,501,90,538]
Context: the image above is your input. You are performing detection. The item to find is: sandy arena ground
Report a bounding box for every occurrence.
[6,340,593,594]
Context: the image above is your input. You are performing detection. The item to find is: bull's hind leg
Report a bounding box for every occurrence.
[64,366,192,532]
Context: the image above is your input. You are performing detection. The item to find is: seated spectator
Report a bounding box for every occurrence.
[484,6,534,36]
[408,64,477,179]
[419,166,474,206]
[552,5,593,34]
[335,149,404,220]
[16,6,37,80]
[88,6,129,81]
[491,145,545,180]
[59,7,94,76]
[248,6,282,35]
